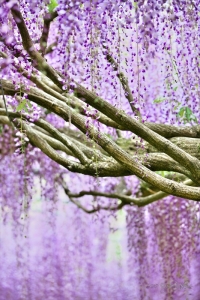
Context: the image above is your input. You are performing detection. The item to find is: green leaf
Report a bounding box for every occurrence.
[153,98,166,104]
[27,101,32,108]
[156,171,170,177]
[173,86,178,91]
[185,107,192,121]
[177,106,198,123]
[174,102,181,110]
[178,107,185,118]
[190,114,198,123]
[16,99,27,112]
[48,0,58,13]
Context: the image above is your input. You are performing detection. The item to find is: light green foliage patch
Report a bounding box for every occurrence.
[48,0,58,13]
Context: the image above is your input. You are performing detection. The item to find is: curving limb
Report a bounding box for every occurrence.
[61,178,195,211]
[10,3,62,87]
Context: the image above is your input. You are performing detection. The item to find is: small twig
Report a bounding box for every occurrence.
[40,11,58,56]
[60,179,125,213]
[45,41,58,55]
[103,45,141,119]
[68,196,124,214]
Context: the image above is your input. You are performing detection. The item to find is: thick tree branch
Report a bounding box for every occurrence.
[2,57,200,140]
[0,79,14,128]
[12,119,132,177]
[33,126,105,161]
[2,81,200,198]
[34,118,91,165]
[32,129,75,156]
[3,78,199,182]
[74,84,200,183]
[0,108,192,177]
[13,119,90,172]
[145,122,200,138]
[14,90,200,198]
[63,93,125,130]
[0,81,196,177]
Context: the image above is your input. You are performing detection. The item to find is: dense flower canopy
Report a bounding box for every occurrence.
[0,0,200,299]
